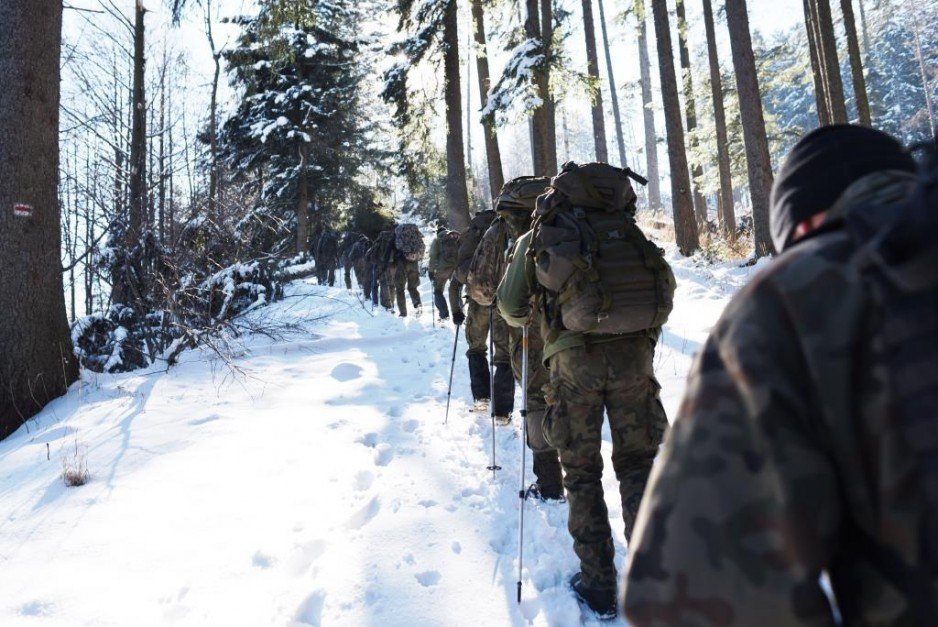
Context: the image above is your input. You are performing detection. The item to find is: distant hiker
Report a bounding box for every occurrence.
[455,209,511,416]
[428,224,463,323]
[315,229,340,287]
[493,176,563,500]
[623,126,938,626]
[367,230,396,310]
[498,162,672,620]
[342,232,372,294]
[391,223,425,318]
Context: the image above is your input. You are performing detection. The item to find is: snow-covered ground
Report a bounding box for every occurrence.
[0,249,764,626]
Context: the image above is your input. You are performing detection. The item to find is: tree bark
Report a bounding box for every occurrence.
[840,0,871,125]
[814,0,848,123]
[804,0,832,125]
[582,0,609,163]
[650,0,698,255]
[540,0,558,175]
[725,0,775,256]
[525,0,553,176]
[470,0,505,201]
[296,144,309,255]
[443,0,471,230]
[675,0,708,227]
[635,0,661,210]
[702,0,736,238]
[597,0,628,167]
[905,0,936,137]
[0,0,79,440]
[206,0,221,221]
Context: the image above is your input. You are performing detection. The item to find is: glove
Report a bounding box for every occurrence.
[453,311,466,326]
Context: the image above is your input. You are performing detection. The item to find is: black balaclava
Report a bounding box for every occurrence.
[769,124,916,252]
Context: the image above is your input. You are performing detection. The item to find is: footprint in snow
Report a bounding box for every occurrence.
[188,414,221,427]
[357,433,378,448]
[288,540,326,575]
[331,363,363,382]
[19,601,55,617]
[294,590,326,626]
[414,571,442,587]
[354,470,375,491]
[374,444,394,466]
[401,419,419,433]
[252,551,275,569]
[347,496,380,530]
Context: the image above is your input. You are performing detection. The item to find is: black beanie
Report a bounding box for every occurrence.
[769,124,916,252]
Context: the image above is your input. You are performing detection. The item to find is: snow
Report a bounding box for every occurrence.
[0,246,762,626]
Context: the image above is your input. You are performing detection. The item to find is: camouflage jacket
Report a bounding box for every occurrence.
[623,172,930,626]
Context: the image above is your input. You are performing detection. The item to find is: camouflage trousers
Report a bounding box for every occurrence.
[544,337,667,590]
[393,260,421,316]
[431,273,463,321]
[345,260,372,293]
[465,299,510,363]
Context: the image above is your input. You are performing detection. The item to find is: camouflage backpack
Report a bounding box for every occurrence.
[454,210,498,285]
[368,230,396,269]
[530,161,674,335]
[437,230,461,279]
[395,223,425,262]
[496,176,551,213]
[466,219,510,306]
[835,143,938,621]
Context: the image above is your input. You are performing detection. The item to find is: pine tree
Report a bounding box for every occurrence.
[597,0,628,167]
[701,0,735,237]
[582,0,609,162]
[0,0,79,439]
[675,0,708,227]
[470,0,505,199]
[635,0,662,211]
[650,0,698,255]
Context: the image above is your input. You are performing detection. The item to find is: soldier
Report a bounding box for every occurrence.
[498,163,670,620]
[315,229,339,287]
[494,177,563,500]
[622,126,934,625]
[427,224,463,323]
[366,229,396,310]
[456,210,513,419]
[342,232,371,295]
[390,223,424,318]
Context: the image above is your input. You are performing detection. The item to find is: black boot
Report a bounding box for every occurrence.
[531,452,564,501]
[467,353,491,402]
[434,290,450,320]
[570,573,617,620]
[492,362,515,419]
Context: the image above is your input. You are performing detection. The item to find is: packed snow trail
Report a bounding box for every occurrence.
[0,250,763,626]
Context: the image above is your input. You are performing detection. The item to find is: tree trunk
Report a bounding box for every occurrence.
[650,0,698,255]
[675,0,708,228]
[540,0,558,175]
[840,0,871,125]
[206,0,221,222]
[113,1,148,307]
[857,0,870,59]
[0,0,79,440]
[296,144,309,255]
[905,0,936,137]
[443,0,471,230]
[582,0,609,163]
[525,0,553,176]
[725,0,775,256]
[470,0,505,201]
[702,0,736,238]
[635,0,661,211]
[814,0,848,123]
[158,55,167,244]
[597,0,628,167]
[804,0,832,125]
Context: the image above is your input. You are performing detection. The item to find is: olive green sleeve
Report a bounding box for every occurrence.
[428,238,441,275]
[496,232,534,328]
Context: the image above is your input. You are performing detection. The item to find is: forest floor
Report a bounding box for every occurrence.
[0,245,765,626]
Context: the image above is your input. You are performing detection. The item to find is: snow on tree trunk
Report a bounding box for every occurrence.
[0,0,79,440]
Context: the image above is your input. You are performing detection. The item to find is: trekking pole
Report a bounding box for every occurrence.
[516,324,529,604]
[431,277,436,328]
[371,263,377,313]
[444,323,460,425]
[487,305,501,474]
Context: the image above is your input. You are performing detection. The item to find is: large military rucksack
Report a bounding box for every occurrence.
[530,161,674,335]
[395,223,425,262]
[496,176,552,212]
[369,230,396,268]
[466,218,510,306]
[454,210,497,285]
[835,144,938,621]
[436,230,461,279]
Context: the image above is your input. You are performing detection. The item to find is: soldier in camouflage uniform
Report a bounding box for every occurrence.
[366,230,395,310]
[315,229,340,287]
[498,220,668,619]
[428,225,463,323]
[623,126,933,626]
[496,189,564,500]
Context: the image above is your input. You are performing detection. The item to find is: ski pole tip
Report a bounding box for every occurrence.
[516,581,522,604]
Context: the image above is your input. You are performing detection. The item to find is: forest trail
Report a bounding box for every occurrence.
[0,250,762,626]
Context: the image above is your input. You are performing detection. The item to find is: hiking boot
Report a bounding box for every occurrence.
[495,414,512,426]
[470,399,490,413]
[526,482,565,502]
[570,573,617,620]
[415,305,423,317]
